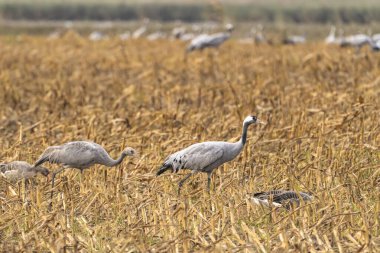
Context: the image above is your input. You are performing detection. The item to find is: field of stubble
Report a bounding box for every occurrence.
[0,32,379,252]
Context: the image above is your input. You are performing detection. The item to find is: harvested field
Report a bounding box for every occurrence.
[0,33,379,251]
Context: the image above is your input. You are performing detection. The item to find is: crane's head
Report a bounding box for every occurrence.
[36,166,50,177]
[225,23,234,32]
[122,147,137,157]
[243,115,264,125]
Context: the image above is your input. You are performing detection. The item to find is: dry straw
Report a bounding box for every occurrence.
[0,34,379,251]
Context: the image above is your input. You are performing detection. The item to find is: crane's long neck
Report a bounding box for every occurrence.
[103,152,127,167]
[229,122,250,160]
[240,122,250,146]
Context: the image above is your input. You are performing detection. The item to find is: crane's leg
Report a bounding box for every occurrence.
[178,171,195,195]
[49,167,65,210]
[207,173,212,193]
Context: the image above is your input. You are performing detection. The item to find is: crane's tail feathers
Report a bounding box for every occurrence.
[156,164,171,176]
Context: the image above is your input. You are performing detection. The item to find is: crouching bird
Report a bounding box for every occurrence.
[1,161,49,181]
[252,190,313,209]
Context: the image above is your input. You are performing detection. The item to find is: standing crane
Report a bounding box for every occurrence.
[34,141,136,202]
[252,24,265,44]
[186,24,234,52]
[1,161,49,181]
[252,190,313,209]
[156,115,264,194]
[325,26,340,44]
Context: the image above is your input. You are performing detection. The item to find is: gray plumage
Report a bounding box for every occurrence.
[34,141,136,204]
[34,141,136,170]
[187,24,234,52]
[252,24,265,44]
[0,161,49,181]
[369,39,380,51]
[157,115,262,194]
[252,190,313,209]
[340,34,371,49]
[283,35,306,45]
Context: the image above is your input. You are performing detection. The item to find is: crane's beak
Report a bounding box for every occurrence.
[256,119,266,125]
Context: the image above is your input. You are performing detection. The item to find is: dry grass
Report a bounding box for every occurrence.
[0,33,379,252]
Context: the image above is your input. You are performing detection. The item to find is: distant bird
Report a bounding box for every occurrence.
[340,34,371,49]
[186,23,234,52]
[119,31,131,41]
[283,34,306,45]
[147,31,166,41]
[132,18,150,39]
[132,26,147,39]
[325,26,338,44]
[0,161,49,181]
[252,190,313,209]
[34,141,136,200]
[172,27,194,41]
[252,24,265,44]
[172,27,186,39]
[156,115,263,194]
[372,33,380,42]
[89,31,107,41]
[180,33,195,42]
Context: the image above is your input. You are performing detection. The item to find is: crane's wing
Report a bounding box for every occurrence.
[34,146,63,166]
[35,143,96,167]
[253,190,286,200]
[187,34,210,51]
[170,143,224,172]
[272,191,312,204]
[272,191,299,204]
[206,33,229,47]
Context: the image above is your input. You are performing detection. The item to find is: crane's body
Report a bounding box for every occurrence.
[0,161,49,181]
[340,34,371,48]
[156,116,262,194]
[252,190,313,209]
[160,141,241,174]
[283,35,306,45]
[187,24,234,52]
[89,31,107,41]
[132,26,147,39]
[35,141,135,170]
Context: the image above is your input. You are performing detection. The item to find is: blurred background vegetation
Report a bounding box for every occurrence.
[1,0,380,24]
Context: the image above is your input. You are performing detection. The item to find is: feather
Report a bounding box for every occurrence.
[252,190,313,209]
